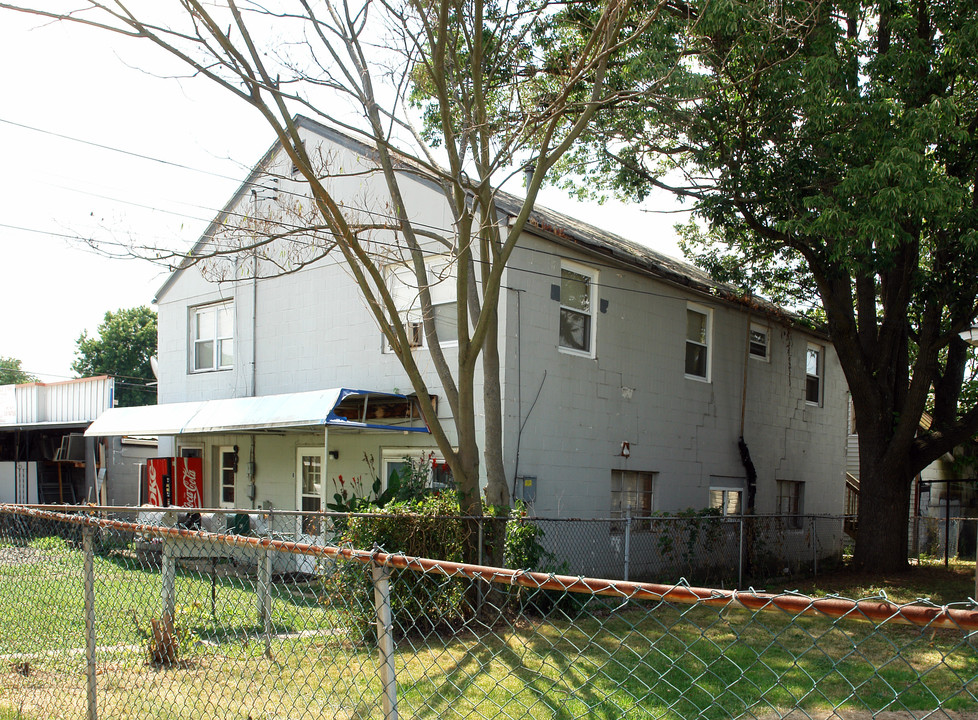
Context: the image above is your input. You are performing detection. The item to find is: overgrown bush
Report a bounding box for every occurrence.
[323,491,471,636]
[323,494,562,635]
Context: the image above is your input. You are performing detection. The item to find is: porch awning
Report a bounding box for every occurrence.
[84,388,430,437]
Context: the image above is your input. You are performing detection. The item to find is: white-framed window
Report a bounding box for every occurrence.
[558,261,596,357]
[749,323,770,361]
[710,484,743,516]
[383,259,457,352]
[380,448,454,492]
[611,470,655,532]
[685,303,713,380]
[218,445,237,508]
[298,448,323,535]
[806,343,823,405]
[192,300,234,372]
[777,480,804,529]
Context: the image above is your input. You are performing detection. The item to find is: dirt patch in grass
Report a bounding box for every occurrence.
[0,547,48,567]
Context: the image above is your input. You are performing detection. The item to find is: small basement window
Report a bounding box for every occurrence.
[611,470,655,531]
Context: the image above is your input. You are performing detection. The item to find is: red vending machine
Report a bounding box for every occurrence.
[146,457,203,507]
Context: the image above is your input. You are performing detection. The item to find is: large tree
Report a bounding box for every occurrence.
[561,0,978,570]
[1,1,660,529]
[72,306,158,407]
[0,357,36,385]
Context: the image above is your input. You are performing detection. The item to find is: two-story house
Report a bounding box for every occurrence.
[86,116,847,568]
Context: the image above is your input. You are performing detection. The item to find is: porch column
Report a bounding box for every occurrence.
[321,426,329,548]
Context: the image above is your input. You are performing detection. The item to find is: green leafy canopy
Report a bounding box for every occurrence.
[72,306,158,408]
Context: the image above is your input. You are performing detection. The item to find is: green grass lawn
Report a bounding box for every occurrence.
[1,537,977,719]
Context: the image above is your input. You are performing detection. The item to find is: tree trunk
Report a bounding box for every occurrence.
[482,309,509,510]
[852,446,914,572]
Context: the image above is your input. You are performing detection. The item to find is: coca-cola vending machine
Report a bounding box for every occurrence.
[145,457,203,507]
[173,457,203,507]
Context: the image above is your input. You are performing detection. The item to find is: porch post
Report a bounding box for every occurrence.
[322,427,329,546]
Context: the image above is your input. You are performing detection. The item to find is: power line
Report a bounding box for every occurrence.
[0,117,724,305]
[0,116,244,183]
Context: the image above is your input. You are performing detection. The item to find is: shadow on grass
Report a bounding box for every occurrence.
[384,594,978,719]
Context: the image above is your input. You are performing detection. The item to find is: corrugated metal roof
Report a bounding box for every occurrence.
[0,376,114,429]
[84,388,429,437]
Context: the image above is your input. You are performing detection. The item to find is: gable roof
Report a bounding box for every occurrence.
[155,115,820,334]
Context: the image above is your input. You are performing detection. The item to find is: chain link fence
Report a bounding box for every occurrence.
[912,515,978,564]
[524,515,847,586]
[2,504,977,719]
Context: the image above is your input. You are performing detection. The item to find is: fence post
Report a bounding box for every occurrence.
[82,525,98,720]
[737,518,743,589]
[258,541,273,659]
[161,537,176,619]
[478,517,484,566]
[373,561,398,720]
[812,517,818,577]
[623,512,631,582]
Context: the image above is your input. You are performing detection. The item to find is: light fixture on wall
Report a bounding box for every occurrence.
[328,450,339,460]
[619,441,630,458]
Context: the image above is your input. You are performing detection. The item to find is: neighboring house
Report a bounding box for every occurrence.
[0,376,156,505]
[86,117,848,569]
[845,395,978,557]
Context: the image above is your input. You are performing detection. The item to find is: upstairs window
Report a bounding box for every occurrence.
[192,301,233,372]
[806,343,823,405]
[559,262,596,356]
[685,303,712,380]
[749,323,770,361]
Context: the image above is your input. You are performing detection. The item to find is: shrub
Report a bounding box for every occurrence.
[324,492,472,637]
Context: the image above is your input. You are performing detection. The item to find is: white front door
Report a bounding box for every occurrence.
[296,448,324,535]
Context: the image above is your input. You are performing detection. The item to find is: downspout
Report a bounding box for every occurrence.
[739,308,757,513]
[250,435,257,510]
[252,252,258,398]
[738,309,758,584]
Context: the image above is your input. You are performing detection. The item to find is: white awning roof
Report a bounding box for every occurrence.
[85,388,429,437]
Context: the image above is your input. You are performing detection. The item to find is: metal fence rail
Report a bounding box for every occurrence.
[1,504,977,720]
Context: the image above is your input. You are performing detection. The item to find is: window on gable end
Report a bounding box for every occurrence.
[191,300,234,372]
[383,259,457,353]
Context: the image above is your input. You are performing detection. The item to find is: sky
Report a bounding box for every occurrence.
[0,7,689,383]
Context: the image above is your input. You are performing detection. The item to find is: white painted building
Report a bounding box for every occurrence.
[87,117,847,537]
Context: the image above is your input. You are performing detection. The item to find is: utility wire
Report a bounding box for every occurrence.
[0,116,244,183]
[0,117,722,305]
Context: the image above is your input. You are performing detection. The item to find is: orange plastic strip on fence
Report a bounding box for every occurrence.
[4,504,977,632]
